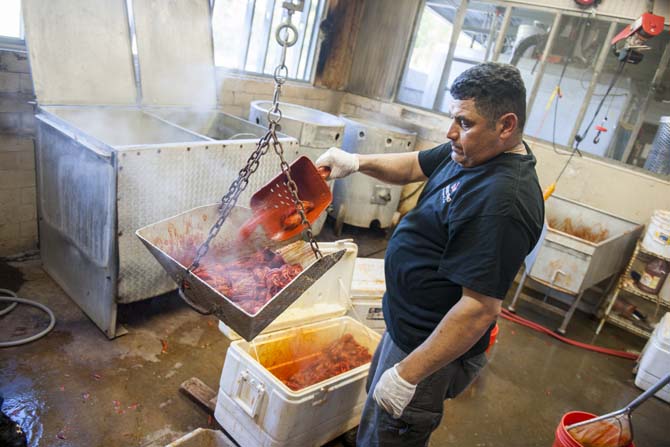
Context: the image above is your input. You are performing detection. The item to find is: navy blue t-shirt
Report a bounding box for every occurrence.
[383,141,544,358]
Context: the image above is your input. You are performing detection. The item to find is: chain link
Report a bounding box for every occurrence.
[188,132,273,270]
[185,0,320,273]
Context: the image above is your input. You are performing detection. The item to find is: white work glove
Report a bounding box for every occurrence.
[372,364,417,419]
[315,147,359,179]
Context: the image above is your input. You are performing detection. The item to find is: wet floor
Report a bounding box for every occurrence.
[1,220,670,446]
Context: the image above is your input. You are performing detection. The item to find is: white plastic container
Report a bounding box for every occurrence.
[214,241,382,447]
[348,258,387,334]
[218,240,358,340]
[642,210,670,259]
[635,312,670,403]
[215,316,381,447]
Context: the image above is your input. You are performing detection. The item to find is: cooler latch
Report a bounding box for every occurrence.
[312,386,330,406]
[234,370,265,418]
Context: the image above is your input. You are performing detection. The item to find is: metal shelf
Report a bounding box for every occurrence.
[596,239,670,338]
[620,278,670,307]
[638,244,670,262]
[604,314,652,339]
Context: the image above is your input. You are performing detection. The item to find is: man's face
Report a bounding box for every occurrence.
[447,99,503,168]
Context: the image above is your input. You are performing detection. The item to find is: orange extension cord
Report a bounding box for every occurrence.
[500,308,639,361]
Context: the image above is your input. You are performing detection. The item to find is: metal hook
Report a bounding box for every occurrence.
[593,124,607,144]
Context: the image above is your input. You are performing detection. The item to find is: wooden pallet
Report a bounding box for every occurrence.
[180,377,218,413]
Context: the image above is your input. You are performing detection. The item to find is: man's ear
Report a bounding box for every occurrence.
[498,113,518,139]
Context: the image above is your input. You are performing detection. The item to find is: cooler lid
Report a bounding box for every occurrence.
[131,0,217,107]
[351,258,386,299]
[22,0,138,105]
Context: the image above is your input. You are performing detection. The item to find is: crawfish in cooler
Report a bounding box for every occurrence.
[279,334,372,391]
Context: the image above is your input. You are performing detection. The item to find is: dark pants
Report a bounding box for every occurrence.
[356,332,487,447]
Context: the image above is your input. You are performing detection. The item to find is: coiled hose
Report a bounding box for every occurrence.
[0,288,55,348]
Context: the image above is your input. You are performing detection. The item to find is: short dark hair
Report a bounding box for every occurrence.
[450,62,526,132]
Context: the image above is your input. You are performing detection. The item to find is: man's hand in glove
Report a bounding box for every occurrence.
[315,147,359,179]
[372,364,417,419]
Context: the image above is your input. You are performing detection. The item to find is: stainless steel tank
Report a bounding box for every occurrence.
[249,101,346,235]
[249,101,345,160]
[22,0,298,338]
[331,116,417,232]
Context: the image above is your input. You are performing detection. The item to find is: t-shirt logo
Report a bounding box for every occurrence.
[442,181,461,203]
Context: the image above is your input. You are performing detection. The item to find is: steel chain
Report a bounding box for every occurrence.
[268,126,323,259]
[186,0,320,272]
[188,132,273,270]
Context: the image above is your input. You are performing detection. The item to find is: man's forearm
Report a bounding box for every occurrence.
[357,152,426,185]
[396,292,500,385]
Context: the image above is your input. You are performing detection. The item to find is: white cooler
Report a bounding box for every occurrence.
[348,258,387,334]
[214,241,382,447]
[635,312,670,403]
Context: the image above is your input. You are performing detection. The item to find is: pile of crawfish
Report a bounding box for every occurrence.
[192,248,303,315]
[279,334,372,391]
[548,217,610,243]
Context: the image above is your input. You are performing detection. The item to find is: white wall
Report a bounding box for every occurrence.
[531,142,670,223]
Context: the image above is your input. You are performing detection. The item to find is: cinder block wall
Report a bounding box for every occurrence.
[0,48,37,257]
[216,70,345,119]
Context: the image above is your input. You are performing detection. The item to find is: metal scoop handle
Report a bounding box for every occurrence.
[567,372,670,430]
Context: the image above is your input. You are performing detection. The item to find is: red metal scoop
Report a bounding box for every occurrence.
[239,156,331,241]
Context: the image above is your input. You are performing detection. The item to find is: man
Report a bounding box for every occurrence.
[316,62,544,446]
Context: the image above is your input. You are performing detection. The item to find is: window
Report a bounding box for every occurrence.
[211,0,327,82]
[397,1,670,175]
[0,0,23,41]
[498,7,557,103]
[396,2,455,108]
[440,1,506,113]
[603,31,670,169]
[523,15,617,151]
[397,1,509,113]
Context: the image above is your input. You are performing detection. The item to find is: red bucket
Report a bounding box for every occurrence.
[486,323,499,355]
[553,411,635,447]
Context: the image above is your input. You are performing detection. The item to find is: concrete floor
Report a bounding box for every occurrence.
[1,219,669,447]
